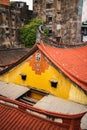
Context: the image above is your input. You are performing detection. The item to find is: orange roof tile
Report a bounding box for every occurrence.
[0,41,87,92]
[0,96,86,130]
[37,41,87,92]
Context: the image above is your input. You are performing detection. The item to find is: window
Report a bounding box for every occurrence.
[12,18,15,21]
[48,16,52,22]
[55,36,61,42]
[6,17,8,20]
[57,11,61,14]
[12,34,14,37]
[50,80,58,88]
[6,28,9,31]
[46,3,53,9]
[49,29,52,35]
[17,3,20,8]
[11,12,15,16]
[20,74,27,81]
[34,0,38,3]
[46,16,52,23]
[2,11,5,15]
[84,28,87,35]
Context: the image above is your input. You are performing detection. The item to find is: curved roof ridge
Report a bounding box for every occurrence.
[37,41,87,92]
[0,45,38,75]
[0,95,86,130]
[0,96,86,118]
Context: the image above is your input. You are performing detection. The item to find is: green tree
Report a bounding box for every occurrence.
[20,18,49,47]
[20,18,42,47]
[44,27,49,37]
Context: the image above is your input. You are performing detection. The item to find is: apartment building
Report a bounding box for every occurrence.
[33,0,83,45]
[0,1,33,48]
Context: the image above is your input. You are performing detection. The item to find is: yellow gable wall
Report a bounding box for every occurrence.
[0,51,87,105]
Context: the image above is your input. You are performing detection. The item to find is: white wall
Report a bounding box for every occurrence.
[82,0,87,22]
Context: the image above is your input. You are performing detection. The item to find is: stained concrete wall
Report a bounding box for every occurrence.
[33,0,83,45]
[0,2,33,48]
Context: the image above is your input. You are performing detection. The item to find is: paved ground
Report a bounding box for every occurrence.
[34,95,87,130]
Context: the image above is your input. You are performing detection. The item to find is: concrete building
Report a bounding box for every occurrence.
[0,1,33,48]
[33,0,83,45]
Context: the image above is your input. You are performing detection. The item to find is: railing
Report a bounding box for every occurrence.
[43,38,87,48]
[0,96,86,130]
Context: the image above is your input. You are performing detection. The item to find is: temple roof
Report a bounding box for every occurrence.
[0,41,87,92]
[37,42,87,92]
[0,96,86,130]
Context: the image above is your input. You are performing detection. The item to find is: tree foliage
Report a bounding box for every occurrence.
[44,27,49,37]
[20,18,49,47]
[20,18,42,47]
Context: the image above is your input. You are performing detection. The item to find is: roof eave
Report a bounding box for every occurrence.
[0,44,38,75]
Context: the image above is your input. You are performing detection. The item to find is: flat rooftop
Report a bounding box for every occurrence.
[34,95,87,129]
[0,81,29,99]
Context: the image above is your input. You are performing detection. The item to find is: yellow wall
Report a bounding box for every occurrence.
[0,51,87,105]
[69,84,87,104]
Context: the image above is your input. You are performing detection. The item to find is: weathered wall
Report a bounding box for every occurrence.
[0,2,33,48]
[33,0,46,22]
[33,0,83,45]
[61,0,83,45]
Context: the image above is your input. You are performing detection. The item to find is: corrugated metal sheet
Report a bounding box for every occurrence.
[0,81,29,99]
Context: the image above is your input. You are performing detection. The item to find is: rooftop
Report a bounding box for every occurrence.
[0,96,86,130]
[0,48,29,67]
[37,41,87,92]
[35,95,87,129]
[0,41,87,93]
[0,81,29,99]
